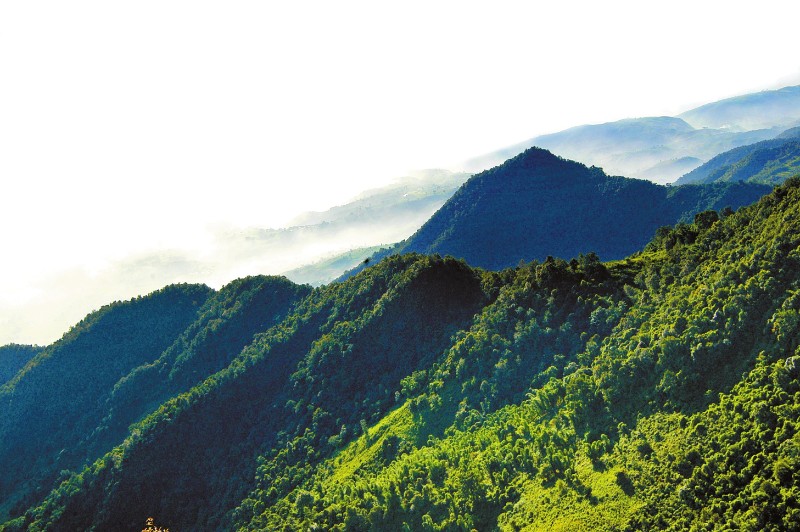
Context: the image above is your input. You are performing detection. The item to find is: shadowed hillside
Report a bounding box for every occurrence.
[397,147,771,270]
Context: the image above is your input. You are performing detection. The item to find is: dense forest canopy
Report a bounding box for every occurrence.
[0,344,41,386]
[2,175,800,530]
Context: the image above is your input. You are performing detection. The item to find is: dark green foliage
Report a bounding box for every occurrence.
[0,344,41,385]
[6,178,800,531]
[0,283,213,521]
[100,275,310,451]
[231,176,800,530]
[6,255,490,530]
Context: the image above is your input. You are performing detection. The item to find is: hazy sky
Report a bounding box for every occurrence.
[2,1,800,345]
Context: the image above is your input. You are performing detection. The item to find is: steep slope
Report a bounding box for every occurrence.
[0,344,41,385]
[234,177,800,530]
[0,284,213,520]
[7,179,800,531]
[96,276,310,457]
[0,277,308,524]
[6,255,490,531]
[676,137,800,185]
[398,147,770,270]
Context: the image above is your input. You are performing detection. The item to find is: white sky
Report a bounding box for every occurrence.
[2,0,800,345]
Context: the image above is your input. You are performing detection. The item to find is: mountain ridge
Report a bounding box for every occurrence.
[0,344,42,386]
[5,177,800,530]
[460,85,800,183]
[676,132,800,185]
[377,147,771,272]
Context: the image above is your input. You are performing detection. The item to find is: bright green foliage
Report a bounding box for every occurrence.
[4,178,800,531]
[227,177,800,531]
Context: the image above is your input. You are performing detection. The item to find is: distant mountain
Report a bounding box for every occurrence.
[388,148,772,271]
[460,86,800,183]
[676,132,800,185]
[636,156,703,182]
[1,169,469,347]
[675,137,799,185]
[679,85,800,131]
[776,125,800,139]
[282,246,385,286]
[0,344,41,385]
[288,169,468,227]
[214,169,470,278]
[461,116,778,184]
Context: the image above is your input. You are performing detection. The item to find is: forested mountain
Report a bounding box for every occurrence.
[4,177,800,530]
[0,284,213,520]
[676,134,800,185]
[0,344,41,385]
[394,147,771,271]
[0,277,308,523]
[778,126,800,139]
[1,169,468,348]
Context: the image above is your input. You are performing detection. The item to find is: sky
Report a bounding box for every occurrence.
[2,0,800,345]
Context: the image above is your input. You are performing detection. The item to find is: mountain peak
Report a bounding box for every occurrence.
[398,151,769,270]
[479,146,601,186]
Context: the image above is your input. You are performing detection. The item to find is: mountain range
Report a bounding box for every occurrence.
[461,85,800,183]
[678,85,800,130]
[676,129,800,185]
[2,176,800,530]
[4,84,800,531]
[0,169,469,346]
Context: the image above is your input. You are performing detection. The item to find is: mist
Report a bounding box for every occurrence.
[0,170,468,346]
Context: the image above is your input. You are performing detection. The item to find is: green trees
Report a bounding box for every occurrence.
[0,344,41,385]
[5,177,800,530]
[0,283,212,522]
[235,177,800,530]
